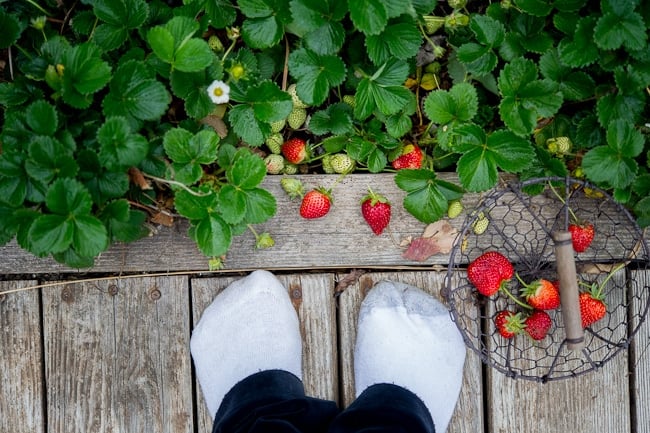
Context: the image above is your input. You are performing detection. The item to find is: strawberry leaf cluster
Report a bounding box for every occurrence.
[0,0,649,268]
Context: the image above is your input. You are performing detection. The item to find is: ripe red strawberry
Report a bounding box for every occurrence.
[524,310,552,340]
[467,251,514,296]
[568,222,594,252]
[300,188,331,219]
[520,278,561,310]
[494,310,523,339]
[579,291,606,328]
[281,137,308,164]
[391,144,423,170]
[361,189,391,235]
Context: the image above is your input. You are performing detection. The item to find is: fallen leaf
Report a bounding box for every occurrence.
[150,211,174,227]
[201,114,229,138]
[402,237,441,261]
[402,220,459,261]
[334,269,366,296]
[128,167,152,190]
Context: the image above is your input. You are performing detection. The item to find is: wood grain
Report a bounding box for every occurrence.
[0,280,43,433]
[631,270,650,433]
[42,276,193,433]
[337,271,484,433]
[190,272,338,432]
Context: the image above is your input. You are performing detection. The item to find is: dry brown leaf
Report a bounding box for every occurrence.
[201,114,229,138]
[334,269,367,296]
[150,212,174,227]
[128,167,152,190]
[402,237,442,262]
[402,220,459,261]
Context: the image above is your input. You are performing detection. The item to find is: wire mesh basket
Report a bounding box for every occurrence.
[443,176,650,382]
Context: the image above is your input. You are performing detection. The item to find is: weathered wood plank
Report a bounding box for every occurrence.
[487,269,632,432]
[191,273,338,432]
[0,281,43,433]
[337,271,484,433]
[632,270,650,433]
[0,173,462,274]
[42,277,193,433]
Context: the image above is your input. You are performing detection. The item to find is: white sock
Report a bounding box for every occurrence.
[354,280,466,433]
[190,270,302,417]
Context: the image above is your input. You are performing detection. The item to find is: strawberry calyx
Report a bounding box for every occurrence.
[360,187,389,206]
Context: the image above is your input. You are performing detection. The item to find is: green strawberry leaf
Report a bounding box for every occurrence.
[98,199,147,243]
[538,49,594,101]
[147,17,213,72]
[289,0,347,55]
[242,187,276,224]
[355,61,413,121]
[594,6,647,51]
[513,0,553,16]
[348,0,388,35]
[395,169,463,223]
[45,178,93,216]
[103,60,171,126]
[0,154,28,207]
[309,103,354,136]
[217,184,247,225]
[204,0,238,28]
[163,128,219,185]
[93,0,150,51]
[190,214,232,257]
[0,9,21,49]
[170,60,223,119]
[365,16,422,65]
[582,120,644,189]
[557,16,598,67]
[97,117,149,171]
[25,136,78,183]
[174,188,217,221]
[28,214,74,255]
[498,57,562,136]
[25,100,58,136]
[456,125,535,191]
[424,82,478,125]
[239,0,291,48]
[227,150,267,189]
[60,43,112,109]
[288,48,346,106]
[72,215,109,257]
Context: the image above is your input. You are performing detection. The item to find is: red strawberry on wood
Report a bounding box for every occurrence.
[524,310,552,340]
[519,277,561,310]
[300,188,331,219]
[361,189,391,235]
[467,251,514,296]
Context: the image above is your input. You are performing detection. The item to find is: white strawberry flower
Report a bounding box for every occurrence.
[207,80,230,104]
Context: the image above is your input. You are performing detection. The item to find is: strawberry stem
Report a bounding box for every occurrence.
[595,263,626,297]
[501,280,533,310]
[548,182,579,223]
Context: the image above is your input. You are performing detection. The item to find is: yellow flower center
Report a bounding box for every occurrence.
[213,87,224,97]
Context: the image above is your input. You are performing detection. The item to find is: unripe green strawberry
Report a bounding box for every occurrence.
[280,177,304,199]
[264,154,285,174]
[287,83,308,108]
[283,163,299,175]
[287,107,307,129]
[255,232,275,249]
[447,199,463,219]
[322,155,336,174]
[472,212,489,235]
[270,119,286,133]
[423,15,445,34]
[330,153,355,174]
[207,35,224,52]
[266,132,283,154]
[448,0,467,9]
[342,95,356,108]
[555,136,572,154]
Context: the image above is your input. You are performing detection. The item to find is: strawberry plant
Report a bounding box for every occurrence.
[1,0,649,268]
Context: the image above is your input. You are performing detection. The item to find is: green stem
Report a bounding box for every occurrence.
[247,224,259,240]
[221,39,237,63]
[142,173,212,197]
[502,283,533,310]
[595,263,626,297]
[24,0,51,15]
[548,182,579,222]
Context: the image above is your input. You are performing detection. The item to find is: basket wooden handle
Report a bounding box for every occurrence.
[553,231,585,351]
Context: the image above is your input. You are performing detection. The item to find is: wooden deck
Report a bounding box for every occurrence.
[1,174,649,433]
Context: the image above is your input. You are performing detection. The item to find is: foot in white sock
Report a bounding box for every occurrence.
[354,280,466,433]
[190,270,302,417]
